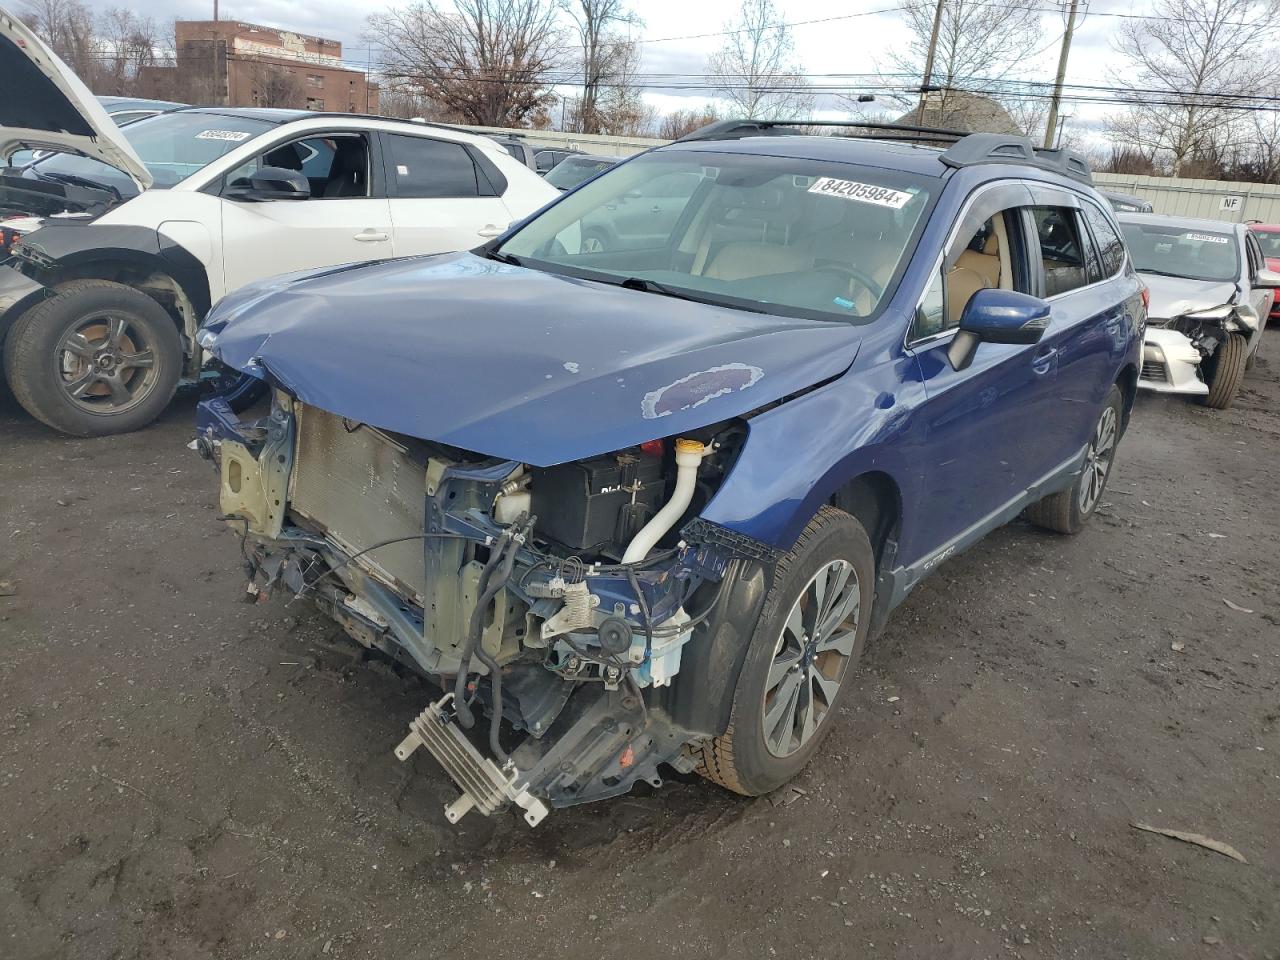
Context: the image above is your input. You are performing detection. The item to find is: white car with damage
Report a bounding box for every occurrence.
[1119,213,1280,409]
[0,8,557,436]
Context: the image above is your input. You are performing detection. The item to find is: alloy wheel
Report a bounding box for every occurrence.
[761,559,860,758]
[1078,405,1117,514]
[55,314,160,414]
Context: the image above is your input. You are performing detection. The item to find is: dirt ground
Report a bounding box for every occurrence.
[1,342,1278,960]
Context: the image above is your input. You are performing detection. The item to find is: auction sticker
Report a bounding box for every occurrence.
[195,129,252,142]
[808,177,911,209]
[1184,232,1229,244]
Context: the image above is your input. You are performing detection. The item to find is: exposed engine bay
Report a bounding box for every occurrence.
[1140,301,1260,396]
[195,390,767,826]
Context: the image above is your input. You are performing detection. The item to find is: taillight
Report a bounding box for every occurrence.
[1140,285,1150,313]
[0,225,19,255]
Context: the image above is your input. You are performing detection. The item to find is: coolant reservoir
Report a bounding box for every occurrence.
[494,490,531,525]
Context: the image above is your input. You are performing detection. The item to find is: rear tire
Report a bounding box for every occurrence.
[696,506,874,796]
[3,279,183,436]
[1025,384,1123,535]
[1202,333,1246,409]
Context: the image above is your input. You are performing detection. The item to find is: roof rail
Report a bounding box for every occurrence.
[674,119,1095,185]
[938,133,1093,184]
[674,118,969,144]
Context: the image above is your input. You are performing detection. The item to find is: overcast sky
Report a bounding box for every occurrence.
[104,0,1137,138]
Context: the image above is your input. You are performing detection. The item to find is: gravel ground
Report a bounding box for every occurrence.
[1,343,1278,960]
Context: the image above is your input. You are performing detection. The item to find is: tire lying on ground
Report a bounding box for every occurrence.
[3,279,183,436]
[1025,383,1123,535]
[1203,332,1247,410]
[697,506,874,796]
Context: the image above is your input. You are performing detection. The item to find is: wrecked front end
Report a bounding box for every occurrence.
[195,388,772,826]
[1139,302,1259,395]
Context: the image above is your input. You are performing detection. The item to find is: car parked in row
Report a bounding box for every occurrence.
[0,11,558,436]
[1100,189,1153,214]
[1248,222,1280,326]
[1121,213,1278,408]
[195,119,1143,827]
[545,153,623,192]
[5,94,186,169]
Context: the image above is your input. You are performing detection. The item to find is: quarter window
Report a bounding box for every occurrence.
[1032,206,1089,296]
[1082,203,1125,279]
[384,134,480,199]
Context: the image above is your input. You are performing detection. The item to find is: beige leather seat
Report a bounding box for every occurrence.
[702,241,813,282]
[946,230,1002,321]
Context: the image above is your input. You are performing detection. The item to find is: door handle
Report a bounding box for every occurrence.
[650,205,661,213]
[354,230,389,242]
[476,224,506,238]
[1031,346,1058,373]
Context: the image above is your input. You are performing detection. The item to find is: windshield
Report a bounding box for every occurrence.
[28,111,274,195]
[1253,230,1280,259]
[499,151,935,323]
[545,156,616,190]
[1120,221,1240,283]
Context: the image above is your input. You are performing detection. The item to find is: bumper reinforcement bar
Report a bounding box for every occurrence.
[394,693,550,827]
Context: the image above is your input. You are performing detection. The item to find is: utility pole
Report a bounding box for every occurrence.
[213,0,218,21]
[1044,0,1080,148]
[916,0,945,126]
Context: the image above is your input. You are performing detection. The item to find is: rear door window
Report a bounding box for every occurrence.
[383,134,480,198]
[1031,206,1090,296]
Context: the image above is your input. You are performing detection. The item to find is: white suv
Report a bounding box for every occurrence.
[0,11,557,435]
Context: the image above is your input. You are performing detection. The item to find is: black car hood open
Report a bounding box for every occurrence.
[201,253,862,466]
[0,169,114,220]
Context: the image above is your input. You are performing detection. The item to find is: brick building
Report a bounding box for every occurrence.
[142,20,378,112]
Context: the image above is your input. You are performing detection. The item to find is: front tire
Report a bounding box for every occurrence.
[1202,332,1246,409]
[697,506,874,796]
[3,280,183,436]
[1025,384,1123,535]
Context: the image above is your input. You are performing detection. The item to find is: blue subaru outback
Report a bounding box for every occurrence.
[195,120,1144,826]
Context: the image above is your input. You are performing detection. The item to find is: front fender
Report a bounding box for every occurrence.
[700,351,922,552]
[0,262,49,341]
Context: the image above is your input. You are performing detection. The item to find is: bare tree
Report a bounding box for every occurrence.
[706,0,812,120]
[367,0,563,127]
[883,0,1044,123]
[250,62,303,108]
[1243,110,1280,183]
[1003,98,1049,141]
[96,8,162,96]
[562,0,640,134]
[1104,0,1279,175]
[562,38,654,135]
[657,106,720,140]
[22,0,101,83]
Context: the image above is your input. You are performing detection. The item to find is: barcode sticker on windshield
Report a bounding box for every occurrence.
[195,130,252,142]
[808,177,911,209]
[1184,232,1229,244]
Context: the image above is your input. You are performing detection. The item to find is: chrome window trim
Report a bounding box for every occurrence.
[906,179,1131,350]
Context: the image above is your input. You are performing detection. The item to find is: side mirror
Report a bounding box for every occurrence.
[1254,267,1280,288]
[947,288,1051,371]
[225,166,310,202]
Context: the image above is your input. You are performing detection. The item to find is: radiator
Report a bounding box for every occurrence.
[289,404,428,601]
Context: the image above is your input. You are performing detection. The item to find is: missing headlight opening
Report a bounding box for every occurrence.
[195,391,756,826]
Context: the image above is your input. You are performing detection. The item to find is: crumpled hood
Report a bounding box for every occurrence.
[1140,272,1238,320]
[201,253,862,465]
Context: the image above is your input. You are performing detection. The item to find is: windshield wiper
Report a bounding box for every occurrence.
[1138,267,1224,281]
[34,170,122,200]
[615,275,766,312]
[485,250,522,266]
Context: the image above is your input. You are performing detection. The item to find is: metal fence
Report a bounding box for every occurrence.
[1093,173,1280,224]
[464,126,1280,225]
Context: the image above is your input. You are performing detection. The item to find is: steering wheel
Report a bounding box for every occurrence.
[813,264,884,308]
